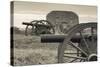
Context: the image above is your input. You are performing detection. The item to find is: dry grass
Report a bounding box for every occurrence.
[14,48,58,66]
[12,34,79,66]
[12,34,58,66]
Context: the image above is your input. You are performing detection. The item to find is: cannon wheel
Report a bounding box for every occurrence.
[25,20,55,36]
[34,20,55,35]
[58,22,97,63]
[25,20,39,36]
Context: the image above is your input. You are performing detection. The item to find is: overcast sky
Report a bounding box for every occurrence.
[13,1,97,28]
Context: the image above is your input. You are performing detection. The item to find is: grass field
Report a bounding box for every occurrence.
[12,34,80,66]
[12,34,59,66]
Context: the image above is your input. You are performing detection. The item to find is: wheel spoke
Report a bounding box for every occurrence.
[25,25,29,36]
[79,32,90,53]
[68,41,88,56]
[91,27,94,46]
[64,55,86,59]
[69,58,78,62]
[64,52,81,54]
[79,59,86,62]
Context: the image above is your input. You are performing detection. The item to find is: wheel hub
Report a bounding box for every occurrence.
[88,54,97,61]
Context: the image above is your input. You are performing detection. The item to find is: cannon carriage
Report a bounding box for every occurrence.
[41,23,97,63]
[23,20,55,36]
[22,11,79,35]
[22,11,97,63]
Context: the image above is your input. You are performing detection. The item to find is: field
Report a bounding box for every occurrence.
[12,34,59,66]
[12,34,81,66]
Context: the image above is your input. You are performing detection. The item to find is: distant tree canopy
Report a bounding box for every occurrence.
[13,27,20,34]
[11,26,32,35]
[11,26,25,34]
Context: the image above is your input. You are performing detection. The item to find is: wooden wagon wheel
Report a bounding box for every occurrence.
[25,20,55,35]
[25,20,39,36]
[58,22,97,63]
[34,20,55,35]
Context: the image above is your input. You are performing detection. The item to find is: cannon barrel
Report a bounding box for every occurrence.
[41,35,97,43]
[22,22,52,27]
[22,22,33,26]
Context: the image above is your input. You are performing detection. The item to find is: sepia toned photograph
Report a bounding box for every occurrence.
[10,1,97,66]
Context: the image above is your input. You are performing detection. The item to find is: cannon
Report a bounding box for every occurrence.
[22,20,55,36]
[22,11,79,35]
[41,34,97,43]
[41,22,97,63]
[22,11,97,63]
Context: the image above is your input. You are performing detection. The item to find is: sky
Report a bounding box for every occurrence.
[12,1,97,29]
